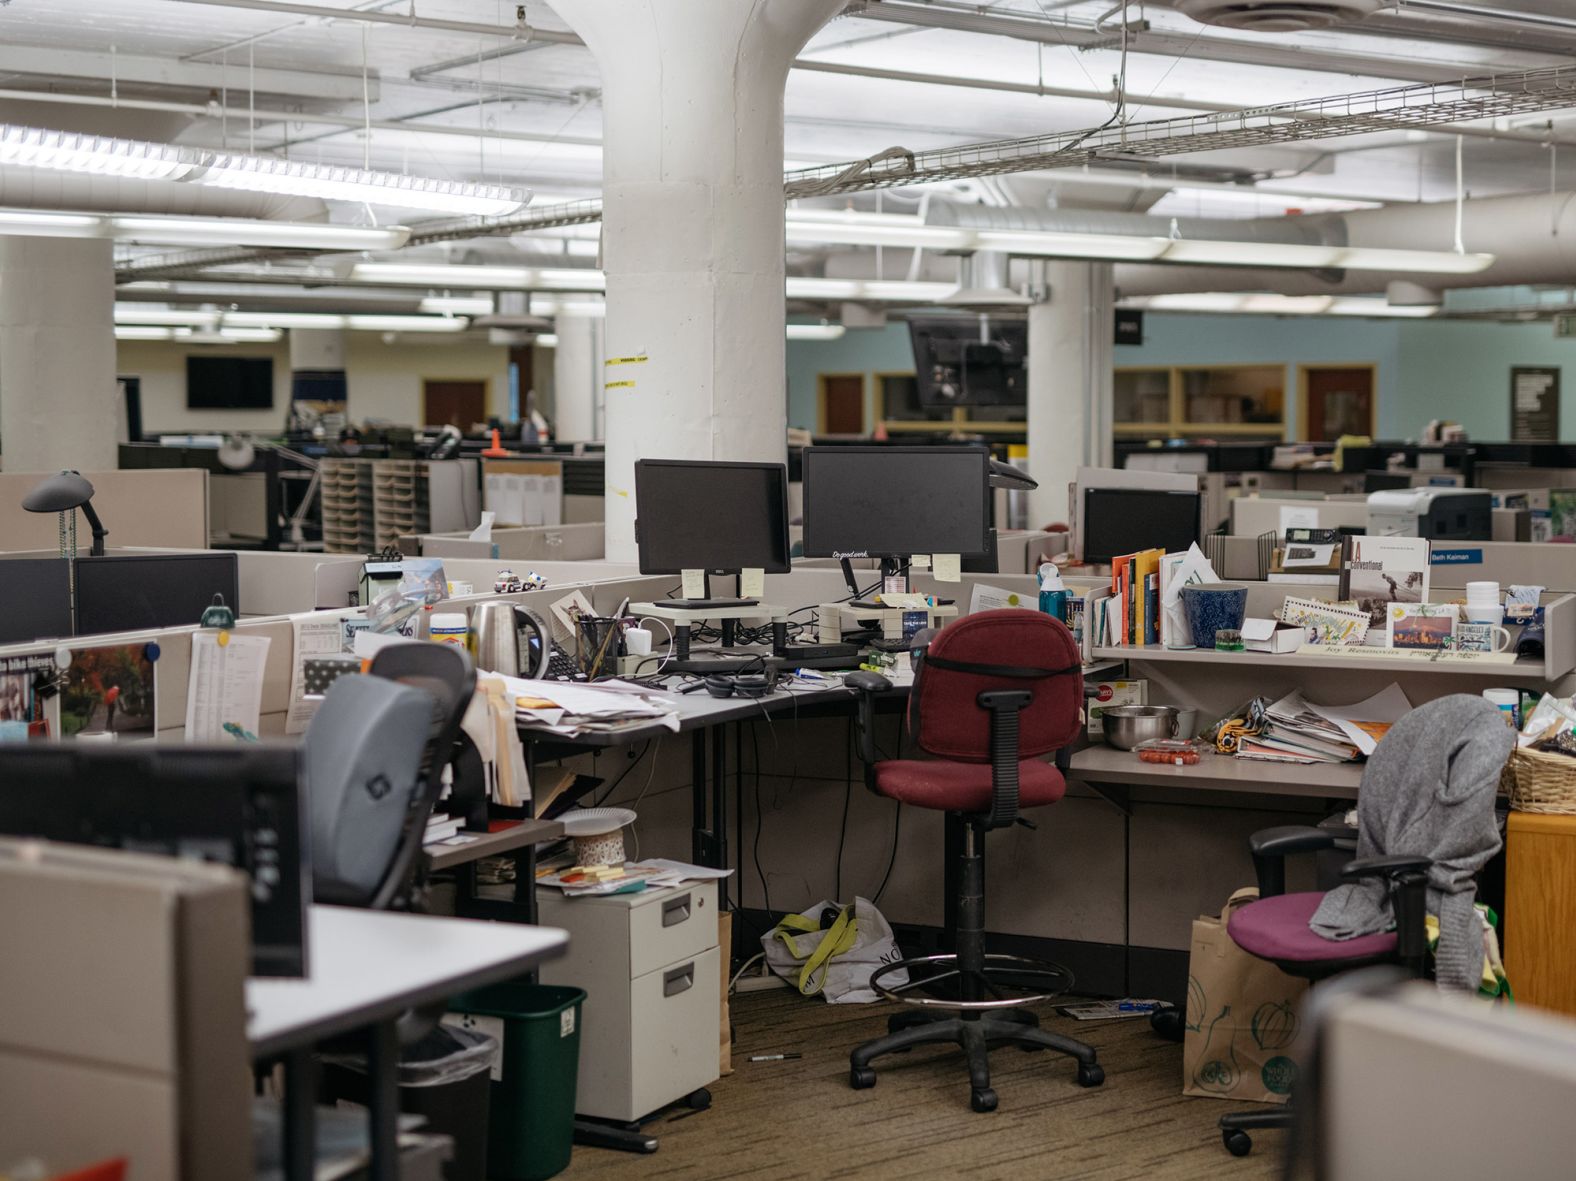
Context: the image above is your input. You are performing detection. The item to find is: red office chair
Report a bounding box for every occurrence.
[842,609,1103,1112]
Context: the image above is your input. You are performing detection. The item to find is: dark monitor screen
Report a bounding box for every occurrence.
[75,553,240,636]
[0,744,309,977]
[1081,488,1202,564]
[187,355,275,410]
[909,317,1027,407]
[0,558,73,644]
[801,446,992,559]
[634,460,791,575]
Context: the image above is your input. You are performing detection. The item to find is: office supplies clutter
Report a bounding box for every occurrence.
[1182,889,1308,1106]
[761,898,908,1003]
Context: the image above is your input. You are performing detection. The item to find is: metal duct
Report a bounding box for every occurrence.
[0,168,327,220]
[925,197,1346,251]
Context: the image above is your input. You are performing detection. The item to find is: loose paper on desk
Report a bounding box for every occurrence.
[468,510,496,542]
[185,632,269,742]
[882,592,932,610]
[933,553,961,583]
[286,613,344,734]
[681,569,706,599]
[1305,682,1412,756]
[1281,543,1336,569]
[969,584,1029,613]
[740,567,765,599]
[1279,505,1320,534]
[1160,543,1219,648]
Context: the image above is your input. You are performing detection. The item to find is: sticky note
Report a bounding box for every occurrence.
[682,569,706,599]
[740,567,765,598]
[933,554,961,583]
[911,554,931,570]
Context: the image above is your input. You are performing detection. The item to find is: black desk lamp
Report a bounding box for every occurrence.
[23,470,107,557]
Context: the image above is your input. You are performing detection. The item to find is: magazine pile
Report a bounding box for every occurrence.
[1237,683,1412,765]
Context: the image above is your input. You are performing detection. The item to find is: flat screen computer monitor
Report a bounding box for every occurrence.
[74,553,240,636]
[908,317,1027,407]
[801,446,992,559]
[0,558,73,643]
[1081,488,1202,564]
[0,744,309,977]
[634,459,791,575]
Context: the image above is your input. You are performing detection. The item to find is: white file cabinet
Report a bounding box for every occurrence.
[536,881,721,1122]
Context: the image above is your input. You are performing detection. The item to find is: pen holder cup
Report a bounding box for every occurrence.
[576,616,624,679]
[1179,583,1249,649]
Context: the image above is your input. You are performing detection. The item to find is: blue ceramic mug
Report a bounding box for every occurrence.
[1179,583,1250,650]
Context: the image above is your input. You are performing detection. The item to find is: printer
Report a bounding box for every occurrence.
[1366,488,1493,540]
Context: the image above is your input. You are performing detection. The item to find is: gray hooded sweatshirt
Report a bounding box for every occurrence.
[1310,694,1514,992]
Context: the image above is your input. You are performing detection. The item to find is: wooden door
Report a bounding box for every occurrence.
[1301,366,1375,441]
[818,374,865,435]
[423,379,487,429]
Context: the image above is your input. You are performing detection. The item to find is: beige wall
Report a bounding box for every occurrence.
[117,334,515,434]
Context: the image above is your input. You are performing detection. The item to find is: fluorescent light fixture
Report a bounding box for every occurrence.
[114,325,179,340]
[111,216,409,250]
[974,229,1169,261]
[534,334,558,347]
[0,124,529,216]
[785,277,955,301]
[352,262,605,291]
[218,311,469,332]
[1128,294,1440,318]
[786,323,846,341]
[113,303,220,327]
[114,325,282,342]
[420,295,495,316]
[787,213,971,250]
[531,295,606,317]
[0,209,102,236]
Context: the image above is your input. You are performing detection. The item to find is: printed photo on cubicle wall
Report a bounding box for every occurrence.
[61,644,156,738]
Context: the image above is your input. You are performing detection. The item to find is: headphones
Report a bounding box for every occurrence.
[702,669,781,699]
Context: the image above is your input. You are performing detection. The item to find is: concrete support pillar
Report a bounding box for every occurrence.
[552,312,602,443]
[1026,262,1114,530]
[0,237,117,473]
[546,0,844,561]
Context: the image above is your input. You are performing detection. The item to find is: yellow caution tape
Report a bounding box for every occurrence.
[604,355,648,366]
[604,380,636,390]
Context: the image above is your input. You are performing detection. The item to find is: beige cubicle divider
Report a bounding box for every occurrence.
[1427,541,1576,593]
[1230,495,1370,537]
[411,521,606,563]
[0,469,208,551]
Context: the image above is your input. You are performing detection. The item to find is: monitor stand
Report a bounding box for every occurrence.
[630,601,790,675]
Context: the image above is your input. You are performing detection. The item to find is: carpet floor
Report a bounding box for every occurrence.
[558,987,1287,1181]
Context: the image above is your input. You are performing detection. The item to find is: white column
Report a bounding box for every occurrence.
[0,237,118,473]
[552,312,602,443]
[546,0,844,561]
[1026,262,1114,529]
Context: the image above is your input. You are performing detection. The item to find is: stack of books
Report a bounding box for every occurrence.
[1103,548,1165,647]
[423,812,465,846]
[1237,691,1362,764]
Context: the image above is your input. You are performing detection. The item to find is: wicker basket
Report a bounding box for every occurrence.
[1502,745,1576,814]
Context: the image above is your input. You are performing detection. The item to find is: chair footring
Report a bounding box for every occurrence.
[871,952,1074,1011]
[849,1015,1100,1104]
[1219,1107,1295,1133]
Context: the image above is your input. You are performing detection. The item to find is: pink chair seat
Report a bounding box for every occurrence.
[873,758,1066,814]
[1227,891,1398,965]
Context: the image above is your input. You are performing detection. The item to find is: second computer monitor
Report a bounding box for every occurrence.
[634,459,791,575]
[74,553,240,637]
[801,446,991,559]
[1080,488,1202,564]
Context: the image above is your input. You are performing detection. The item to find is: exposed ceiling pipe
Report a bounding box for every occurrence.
[1400,1,1576,34]
[164,0,580,43]
[0,168,326,220]
[1115,190,1576,297]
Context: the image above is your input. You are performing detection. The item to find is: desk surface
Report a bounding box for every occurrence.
[1069,743,1364,799]
[425,817,565,870]
[247,905,567,1059]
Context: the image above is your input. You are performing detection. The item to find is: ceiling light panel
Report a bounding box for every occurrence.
[0,125,201,181]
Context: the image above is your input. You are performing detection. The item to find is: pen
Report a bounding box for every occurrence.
[1117,1002,1161,1012]
[748,1053,802,1061]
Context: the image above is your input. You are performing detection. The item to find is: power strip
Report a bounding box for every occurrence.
[734,965,791,993]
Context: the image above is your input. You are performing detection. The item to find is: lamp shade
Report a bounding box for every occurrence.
[22,471,95,513]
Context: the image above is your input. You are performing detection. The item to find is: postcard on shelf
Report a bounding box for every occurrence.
[1280,596,1370,646]
[1339,536,1430,629]
[1387,602,1459,651]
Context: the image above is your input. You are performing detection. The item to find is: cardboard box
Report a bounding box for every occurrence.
[1243,618,1306,654]
[1087,680,1148,737]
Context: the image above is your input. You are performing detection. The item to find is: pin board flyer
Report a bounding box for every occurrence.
[0,653,58,742]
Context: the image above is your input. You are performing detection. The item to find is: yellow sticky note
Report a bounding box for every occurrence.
[911,554,931,570]
[681,569,706,599]
[933,554,961,583]
[740,567,765,598]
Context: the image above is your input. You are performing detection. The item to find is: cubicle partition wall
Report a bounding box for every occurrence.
[0,469,208,552]
[403,522,606,563]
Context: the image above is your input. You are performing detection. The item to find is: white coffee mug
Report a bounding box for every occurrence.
[1456,622,1513,653]
[1465,603,1506,627]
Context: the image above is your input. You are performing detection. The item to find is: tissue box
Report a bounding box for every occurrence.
[1087,680,1148,737]
[1242,618,1305,654]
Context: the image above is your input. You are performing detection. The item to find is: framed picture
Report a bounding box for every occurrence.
[1387,603,1458,651]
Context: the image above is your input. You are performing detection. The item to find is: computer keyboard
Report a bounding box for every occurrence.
[546,648,580,680]
[667,598,760,610]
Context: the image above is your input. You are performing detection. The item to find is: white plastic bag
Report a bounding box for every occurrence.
[762,897,908,1004]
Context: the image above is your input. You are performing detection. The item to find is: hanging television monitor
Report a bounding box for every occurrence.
[908,316,1027,407]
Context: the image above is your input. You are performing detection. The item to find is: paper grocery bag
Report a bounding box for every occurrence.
[1182,888,1308,1105]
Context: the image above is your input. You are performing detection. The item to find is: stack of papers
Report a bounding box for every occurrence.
[539,859,735,898]
[1240,684,1411,764]
[501,676,681,737]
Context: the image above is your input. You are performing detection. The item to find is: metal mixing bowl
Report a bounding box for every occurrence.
[1101,705,1180,750]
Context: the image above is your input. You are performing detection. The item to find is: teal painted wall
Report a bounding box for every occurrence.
[784,313,1576,441]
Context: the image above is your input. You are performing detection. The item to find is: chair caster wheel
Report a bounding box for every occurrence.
[1077,1063,1105,1087]
[1223,1130,1253,1157]
[970,1088,998,1113]
[1150,1008,1185,1043]
[682,1088,711,1110]
[850,1066,877,1090]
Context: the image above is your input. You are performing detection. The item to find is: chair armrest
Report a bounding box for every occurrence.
[1248,825,1338,899]
[843,671,891,783]
[1340,855,1433,975]
[1339,854,1432,883]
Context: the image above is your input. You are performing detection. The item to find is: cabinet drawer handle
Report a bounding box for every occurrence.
[662,893,692,927]
[664,963,695,997]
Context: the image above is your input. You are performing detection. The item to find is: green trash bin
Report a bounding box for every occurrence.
[448,982,586,1181]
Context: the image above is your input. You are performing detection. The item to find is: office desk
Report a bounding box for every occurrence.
[426,817,565,870]
[249,905,568,1181]
[1069,744,1365,805]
